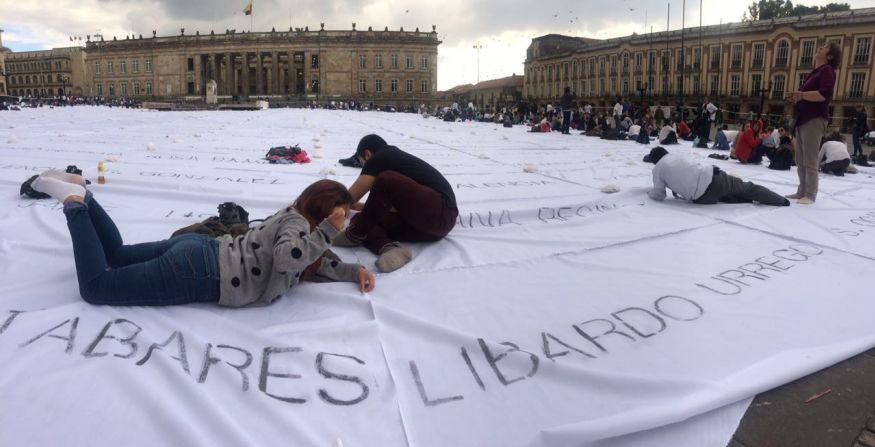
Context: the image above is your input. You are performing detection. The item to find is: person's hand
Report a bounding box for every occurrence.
[327,206,347,231]
[789,91,803,103]
[350,202,365,211]
[358,266,375,293]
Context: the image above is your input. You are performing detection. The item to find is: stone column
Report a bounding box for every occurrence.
[272,51,280,94]
[255,52,263,95]
[241,52,250,98]
[225,53,233,96]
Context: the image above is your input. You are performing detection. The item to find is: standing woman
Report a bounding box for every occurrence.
[788,42,841,204]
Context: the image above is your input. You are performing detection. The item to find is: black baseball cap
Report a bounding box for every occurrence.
[643,146,669,163]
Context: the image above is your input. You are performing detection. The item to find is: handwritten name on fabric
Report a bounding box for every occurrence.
[0,312,369,406]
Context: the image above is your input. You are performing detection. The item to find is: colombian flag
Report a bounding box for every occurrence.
[243,1,253,15]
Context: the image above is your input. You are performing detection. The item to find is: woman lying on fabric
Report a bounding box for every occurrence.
[29,172,376,307]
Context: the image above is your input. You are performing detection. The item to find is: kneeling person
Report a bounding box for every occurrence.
[336,134,459,272]
[644,147,790,206]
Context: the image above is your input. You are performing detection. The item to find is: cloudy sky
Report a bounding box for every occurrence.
[2,0,874,90]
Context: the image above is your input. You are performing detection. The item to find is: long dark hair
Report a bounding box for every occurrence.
[292,180,353,280]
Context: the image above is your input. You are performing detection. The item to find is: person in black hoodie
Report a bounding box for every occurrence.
[334,135,458,273]
[560,87,575,134]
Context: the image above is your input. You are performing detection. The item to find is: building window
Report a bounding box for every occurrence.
[132,60,139,73]
[421,55,428,70]
[187,81,194,95]
[635,52,643,71]
[375,79,383,93]
[590,58,595,75]
[359,54,366,69]
[187,58,194,71]
[55,61,61,70]
[311,78,319,93]
[421,79,428,93]
[121,82,128,96]
[676,49,684,71]
[406,55,414,69]
[623,79,629,94]
[599,57,606,76]
[145,82,153,95]
[661,52,669,71]
[731,44,743,68]
[661,77,668,95]
[692,75,700,95]
[406,79,413,93]
[359,79,366,93]
[771,74,786,99]
[107,61,114,74]
[391,79,398,93]
[311,55,319,69]
[96,83,103,96]
[800,40,815,66]
[610,78,617,94]
[95,62,101,75]
[600,78,606,96]
[752,43,765,68]
[590,79,596,95]
[674,75,682,94]
[120,61,127,74]
[391,54,398,69]
[849,72,867,98]
[610,55,617,74]
[145,59,152,73]
[774,40,789,67]
[854,37,871,64]
[798,73,807,89]
[710,46,721,69]
[730,75,740,96]
[622,52,629,72]
[750,74,762,96]
[374,54,382,68]
[709,75,718,96]
[108,82,115,96]
[133,82,141,95]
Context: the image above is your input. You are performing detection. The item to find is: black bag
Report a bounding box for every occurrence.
[20,175,51,199]
[172,202,251,238]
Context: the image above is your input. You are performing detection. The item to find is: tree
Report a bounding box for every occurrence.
[743,0,850,21]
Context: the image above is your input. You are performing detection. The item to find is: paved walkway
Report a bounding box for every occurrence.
[729,347,875,447]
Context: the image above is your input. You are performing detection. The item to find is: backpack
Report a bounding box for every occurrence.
[171,202,252,238]
[266,145,310,164]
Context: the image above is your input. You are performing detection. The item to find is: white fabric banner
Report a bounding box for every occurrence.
[2,108,874,446]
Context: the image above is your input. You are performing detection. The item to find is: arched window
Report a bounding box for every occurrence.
[774,39,790,67]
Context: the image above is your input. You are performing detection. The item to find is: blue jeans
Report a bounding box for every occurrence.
[63,195,220,306]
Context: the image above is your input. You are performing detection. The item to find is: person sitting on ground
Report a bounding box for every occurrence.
[712,124,731,150]
[677,120,693,141]
[644,147,790,206]
[818,132,851,176]
[620,115,633,132]
[658,120,679,145]
[735,120,766,164]
[26,175,376,306]
[334,135,458,273]
[628,121,642,141]
[729,122,749,159]
[767,135,795,171]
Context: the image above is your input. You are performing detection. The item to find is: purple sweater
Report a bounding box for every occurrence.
[795,64,836,127]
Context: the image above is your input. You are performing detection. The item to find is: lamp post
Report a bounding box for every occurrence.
[473,43,482,84]
[757,80,772,120]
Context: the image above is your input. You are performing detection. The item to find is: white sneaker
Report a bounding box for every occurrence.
[797,197,815,205]
[40,169,87,187]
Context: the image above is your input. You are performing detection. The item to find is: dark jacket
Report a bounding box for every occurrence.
[855,111,869,133]
[560,92,574,110]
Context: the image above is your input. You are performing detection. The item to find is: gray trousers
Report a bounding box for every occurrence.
[794,118,828,199]
[693,170,788,206]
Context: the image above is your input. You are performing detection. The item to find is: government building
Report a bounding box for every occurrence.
[523,8,875,124]
[3,25,440,105]
[85,25,439,104]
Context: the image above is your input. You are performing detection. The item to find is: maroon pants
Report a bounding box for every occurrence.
[351,171,458,254]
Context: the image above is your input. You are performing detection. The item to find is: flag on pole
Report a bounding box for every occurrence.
[243,1,253,15]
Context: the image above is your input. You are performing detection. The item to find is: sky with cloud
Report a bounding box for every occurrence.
[2,0,874,90]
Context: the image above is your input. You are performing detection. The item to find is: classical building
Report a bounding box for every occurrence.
[4,44,87,97]
[443,74,524,110]
[524,8,875,124]
[0,29,10,95]
[82,25,439,104]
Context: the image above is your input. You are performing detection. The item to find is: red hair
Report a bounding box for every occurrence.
[293,180,353,231]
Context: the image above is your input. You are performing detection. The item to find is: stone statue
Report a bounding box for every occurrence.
[206,80,218,104]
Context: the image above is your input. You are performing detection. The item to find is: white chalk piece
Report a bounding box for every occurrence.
[523,164,540,174]
[601,184,621,194]
[146,143,157,152]
[319,167,336,176]
[333,437,344,447]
